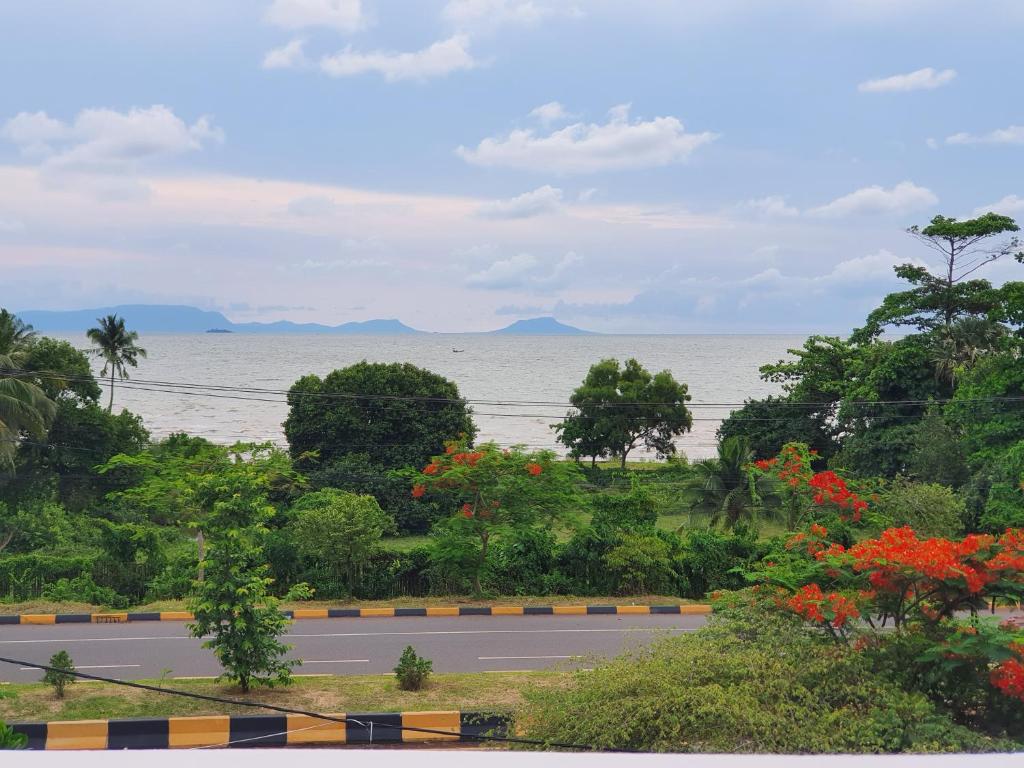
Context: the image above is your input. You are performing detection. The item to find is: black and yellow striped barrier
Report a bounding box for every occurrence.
[0,604,711,625]
[11,711,509,749]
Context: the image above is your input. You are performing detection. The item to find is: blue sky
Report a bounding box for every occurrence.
[2,0,1023,332]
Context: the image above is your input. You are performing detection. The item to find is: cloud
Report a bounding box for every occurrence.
[857,67,956,93]
[319,35,478,82]
[263,38,309,70]
[529,101,573,126]
[457,104,717,173]
[741,195,799,217]
[475,185,563,219]
[973,194,1024,217]
[466,250,581,290]
[442,0,580,29]
[808,181,937,218]
[264,0,362,32]
[1,105,223,174]
[946,125,1024,146]
[288,194,337,216]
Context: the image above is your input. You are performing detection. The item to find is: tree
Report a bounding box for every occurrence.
[289,489,394,595]
[284,361,476,471]
[21,337,101,403]
[856,213,1022,340]
[685,436,778,530]
[0,353,55,468]
[43,650,75,698]
[412,442,582,593]
[717,396,838,464]
[187,458,298,692]
[86,314,147,412]
[555,358,692,468]
[0,310,36,358]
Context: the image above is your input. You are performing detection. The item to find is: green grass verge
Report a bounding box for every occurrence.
[0,671,569,722]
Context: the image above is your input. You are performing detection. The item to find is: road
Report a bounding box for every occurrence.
[0,613,708,683]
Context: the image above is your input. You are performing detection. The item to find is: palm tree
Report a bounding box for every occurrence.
[684,436,779,530]
[0,309,37,359]
[86,315,147,412]
[0,352,55,468]
[931,318,1006,386]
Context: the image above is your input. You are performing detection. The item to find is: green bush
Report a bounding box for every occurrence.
[42,573,127,608]
[676,528,763,598]
[0,553,98,601]
[591,478,658,530]
[874,478,965,537]
[485,527,557,595]
[518,604,1017,753]
[604,533,677,595]
[394,645,432,691]
[43,650,75,699]
[0,719,27,749]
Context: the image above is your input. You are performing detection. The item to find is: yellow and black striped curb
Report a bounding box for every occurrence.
[0,604,712,625]
[11,710,509,749]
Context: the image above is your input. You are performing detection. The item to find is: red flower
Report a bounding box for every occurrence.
[526,462,542,476]
[991,658,1024,701]
[461,503,474,518]
[423,463,439,475]
[411,484,426,498]
[809,523,828,538]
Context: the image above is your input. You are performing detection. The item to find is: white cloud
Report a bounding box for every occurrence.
[529,101,573,126]
[263,39,309,70]
[264,0,362,32]
[319,35,477,82]
[442,0,580,28]
[857,67,956,93]
[457,104,717,173]
[946,125,1024,146]
[925,137,939,150]
[1,105,223,175]
[973,194,1024,217]
[466,250,581,290]
[808,181,937,218]
[475,185,563,219]
[288,194,337,216]
[742,195,799,217]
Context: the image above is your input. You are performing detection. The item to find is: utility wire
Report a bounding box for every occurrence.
[0,655,592,751]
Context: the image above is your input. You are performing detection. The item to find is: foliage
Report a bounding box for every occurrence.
[717,395,838,463]
[590,476,657,530]
[0,499,74,554]
[0,310,36,357]
[874,478,964,537]
[0,719,27,749]
[518,602,1013,752]
[907,409,969,488]
[42,573,127,608]
[604,532,677,595]
[686,437,779,530]
[187,458,297,692]
[413,442,582,593]
[21,337,101,403]
[288,488,394,596]
[676,527,763,598]
[0,352,56,468]
[0,553,99,601]
[43,650,75,699]
[555,358,692,468]
[394,645,433,691]
[946,347,1024,468]
[975,442,1024,532]
[86,314,147,412]
[284,361,476,471]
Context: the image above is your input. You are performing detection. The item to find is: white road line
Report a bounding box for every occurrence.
[478,655,573,660]
[18,664,141,671]
[0,627,695,645]
[301,659,370,664]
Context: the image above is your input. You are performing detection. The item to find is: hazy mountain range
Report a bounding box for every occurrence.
[15,305,596,336]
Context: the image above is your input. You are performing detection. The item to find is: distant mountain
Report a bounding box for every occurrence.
[491,316,596,335]
[14,305,594,335]
[15,305,422,335]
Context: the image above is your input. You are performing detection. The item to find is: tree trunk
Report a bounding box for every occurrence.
[108,370,115,412]
[196,530,205,582]
[474,531,489,595]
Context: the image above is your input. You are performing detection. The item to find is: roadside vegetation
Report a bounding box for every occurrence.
[1,212,1023,748]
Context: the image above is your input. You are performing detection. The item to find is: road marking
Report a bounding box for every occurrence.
[18,664,140,671]
[173,676,216,680]
[301,659,370,664]
[0,627,696,645]
[478,655,573,660]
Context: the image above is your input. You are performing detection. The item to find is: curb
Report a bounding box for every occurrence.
[0,604,712,625]
[11,710,510,749]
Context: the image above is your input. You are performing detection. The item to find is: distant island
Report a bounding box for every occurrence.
[15,304,597,335]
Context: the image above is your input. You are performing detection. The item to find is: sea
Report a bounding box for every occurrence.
[62,333,805,461]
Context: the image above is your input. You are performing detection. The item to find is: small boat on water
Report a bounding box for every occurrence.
[452,348,465,353]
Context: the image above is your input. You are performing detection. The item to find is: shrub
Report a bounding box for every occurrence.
[0,719,27,749]
[41,573,127,608]
[874,478,964,537]
[394,646,432,691]
[0,553,98,602]
[43,651,75,699]
[518,605,1017,752]
[604,533,677,595]
[485,527,557,595]
[676,528,762,598]
[591,477,657,530]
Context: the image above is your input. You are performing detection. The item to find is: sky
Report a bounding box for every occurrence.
[2,0,1024,333]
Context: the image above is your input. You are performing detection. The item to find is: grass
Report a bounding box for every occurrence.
[0,671,569,722]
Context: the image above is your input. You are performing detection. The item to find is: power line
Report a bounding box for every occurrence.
[0,655,593,751]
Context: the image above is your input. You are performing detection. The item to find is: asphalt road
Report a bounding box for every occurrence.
[0,614,708,683]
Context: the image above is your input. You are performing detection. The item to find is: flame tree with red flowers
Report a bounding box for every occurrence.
[407,441,583,594]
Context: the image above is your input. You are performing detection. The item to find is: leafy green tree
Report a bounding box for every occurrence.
[975,442,1024,532]
[855,213,1022,340]
[288,489,394,595]
[946,347,1024,468]
[21,337,101,403]
[414,442,582,594]
[874,478,964,537]
[86,314,147,412]
[43,650,75,698]
[717,395,838,463]
[685,437,778,530]
[907,409,969,488]
[285,361,476,472]
[556,358,692,468]
[187,459,297,692]
[0,353,55,467]
[0,309,36,357]
[604,532,677,595]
